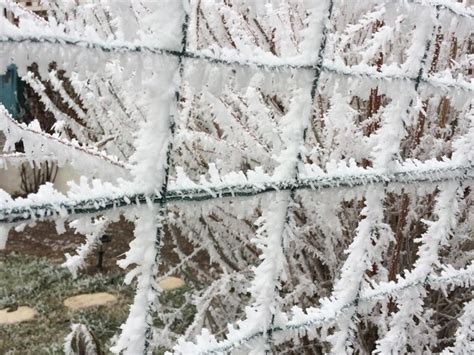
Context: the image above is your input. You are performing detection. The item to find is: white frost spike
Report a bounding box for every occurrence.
[128,56,178,194]
[441,300,474,355]
[112,207,161,354]
[241,194,290,351]
[64,323,101,355]
[273,87,311,180]
[323,90,365,162]
[370,97,413,169]
[0,225,10,249]
[62,217,109,278]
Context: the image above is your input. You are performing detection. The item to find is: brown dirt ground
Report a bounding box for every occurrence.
[0,218,179,274]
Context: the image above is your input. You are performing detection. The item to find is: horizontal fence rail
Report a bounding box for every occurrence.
[1,34,472,94]
[1,161,473,224]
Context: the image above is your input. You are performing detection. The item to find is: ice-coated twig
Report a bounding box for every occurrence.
[62,216,109,278]
[0,105,129,179]
[440,300,474,354]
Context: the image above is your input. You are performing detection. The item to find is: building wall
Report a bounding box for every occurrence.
[0,156,82,195]
[15,1,45,13]
[0,160,21,195]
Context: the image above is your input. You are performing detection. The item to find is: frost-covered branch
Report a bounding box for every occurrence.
[0,105,129,180]
[111,207,162,354]
[62,216,110,278]
[440,300,474,354]
[375,183,462,353]
[21,71,91,141]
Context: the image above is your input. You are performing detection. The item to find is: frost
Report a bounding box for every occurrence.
[64,323,101,355]
[62,217,109,278]
[0,224,10,249]
[111,207,162,354]
[0,0,473,354]
[441,300,474,354]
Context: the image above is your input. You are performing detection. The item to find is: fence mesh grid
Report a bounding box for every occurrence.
[0,0,473,353]
[0,0,472,220]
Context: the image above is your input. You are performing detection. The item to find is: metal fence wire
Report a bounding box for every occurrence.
[0,0,473,353]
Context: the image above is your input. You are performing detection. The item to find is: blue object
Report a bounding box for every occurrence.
[0,64,19,119]
[0,64,30,122]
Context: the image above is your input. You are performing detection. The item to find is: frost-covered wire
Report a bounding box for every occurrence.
[1,32,472,94]
[1,159,472,225]
[173,263,474,354]
[111,1,190,353]
[0,1,472,353]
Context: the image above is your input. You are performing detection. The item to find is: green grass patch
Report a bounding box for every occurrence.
[0,255,134,354]
[0,255,196,354]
